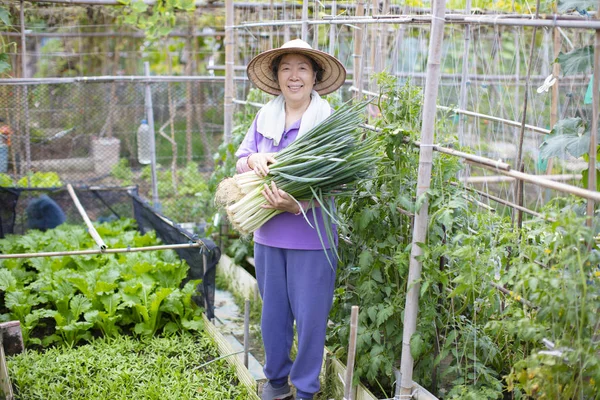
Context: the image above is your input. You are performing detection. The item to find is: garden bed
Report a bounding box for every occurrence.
[7,332,252,399]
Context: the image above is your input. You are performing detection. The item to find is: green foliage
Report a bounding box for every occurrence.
[111,158,134,185]
[557,46,594,77]
[0,219,204,347]
[558,0,597,13]
[327,74,600,398]
[8,333,251,399]
[15,171,62,188]
[0,173,13,186]
[117,0,196,42]
[539,117,597,160]
[502,210,600,398]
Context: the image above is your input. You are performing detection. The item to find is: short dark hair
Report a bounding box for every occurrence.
[271,53,324,84]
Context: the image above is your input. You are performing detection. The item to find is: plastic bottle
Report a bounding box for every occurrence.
[137,119,152,165]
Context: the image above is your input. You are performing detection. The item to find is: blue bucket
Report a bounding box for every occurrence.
[0,144,7,173]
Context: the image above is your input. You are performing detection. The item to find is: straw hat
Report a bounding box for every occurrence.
[247,39,347,96]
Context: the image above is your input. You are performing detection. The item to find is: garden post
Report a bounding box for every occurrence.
[20,0,31,185]
[397,0,446,396]
[144,62,160,210]
[224,0,234,144]
[587,0,600,227]
[343,306,359,400]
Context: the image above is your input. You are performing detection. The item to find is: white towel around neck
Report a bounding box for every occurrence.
[256,90,331,146]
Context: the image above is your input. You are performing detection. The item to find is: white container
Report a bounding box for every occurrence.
[137,119,152,165]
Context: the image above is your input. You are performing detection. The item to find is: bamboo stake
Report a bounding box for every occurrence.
[353,1,364,100]
[462,174,581,184]
[66,184,107,250]
[451,182,553,221]
[185,18,194,163]
[328,0,337,56]
[587,1,600,228]
[514,1,541,227]
[398,0,445,396]
[457,0,472,147]
[488,166,600,202]
[0,242,203,260]
[545,22,562,177]
[301,0,309,42]
[413,142,511,170]
[19,0,31,184]
[355,88,551,135]
[224,0,234,144]
[343,306,359,400]
[243,298,250,368]
[144,62,160,210]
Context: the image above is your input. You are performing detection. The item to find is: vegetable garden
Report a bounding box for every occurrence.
[1,0,600,399]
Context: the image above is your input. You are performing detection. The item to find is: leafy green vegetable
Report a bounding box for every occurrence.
[8,333,250,399]
[0,219,204,347]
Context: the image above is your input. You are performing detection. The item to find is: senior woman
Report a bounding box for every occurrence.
[235,39,346,400]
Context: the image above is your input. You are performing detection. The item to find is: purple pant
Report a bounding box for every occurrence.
[254,243,337,398]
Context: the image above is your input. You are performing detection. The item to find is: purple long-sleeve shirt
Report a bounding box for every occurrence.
[235,114,337,250]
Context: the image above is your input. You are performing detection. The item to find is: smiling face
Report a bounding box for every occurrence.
[276,53,317,106]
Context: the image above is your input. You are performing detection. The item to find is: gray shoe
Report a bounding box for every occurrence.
[261,381,292,400]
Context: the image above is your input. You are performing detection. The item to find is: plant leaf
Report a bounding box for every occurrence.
[556,46,593,76]
[0,7,10,27]
[557,0,597,13]
[539,118,594,159]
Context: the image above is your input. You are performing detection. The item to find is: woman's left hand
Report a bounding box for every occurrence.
[261,181,300,214]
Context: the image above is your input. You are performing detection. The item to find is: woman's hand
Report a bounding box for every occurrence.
[248,152,277,177]
[261,181,301,214]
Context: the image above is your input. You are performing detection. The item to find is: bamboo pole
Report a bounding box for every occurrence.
[243,298,250,368]
[457,0,472,147]
[20,0,31,184]
[354,88,551,135]
[587,1,600,228]
[352,1,364,100]
[343,306,359,400]
[398,1,446,396]
[462,174,581,184]
[451,182,553,221]
[144,62,160,210]
[301,0,309,42]
[413,142,511,171]
[0,242,203,260]
[515,0,541,185]
[236,15,600,30]
[185,18,194,163]
[545,23,562,177]
[3,30,226,38]
[66,184,107,250]
[328,0,337,56]
[224,0,234,144]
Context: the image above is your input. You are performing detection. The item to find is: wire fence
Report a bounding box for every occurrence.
[0,77,237,224]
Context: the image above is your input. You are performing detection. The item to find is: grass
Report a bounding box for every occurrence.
[8,332,251,400]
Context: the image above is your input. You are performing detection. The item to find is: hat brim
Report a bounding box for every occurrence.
[247,47,347,96]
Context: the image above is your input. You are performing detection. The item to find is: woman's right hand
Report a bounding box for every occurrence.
[248,152,277,177]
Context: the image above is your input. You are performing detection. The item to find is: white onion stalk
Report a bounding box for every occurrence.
[215,101,376,257]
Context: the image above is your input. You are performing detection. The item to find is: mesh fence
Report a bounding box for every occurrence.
[0,186,217,318]
[0,78,229,224]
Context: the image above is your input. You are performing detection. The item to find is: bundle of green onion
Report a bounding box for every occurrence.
[216,101,375,245]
